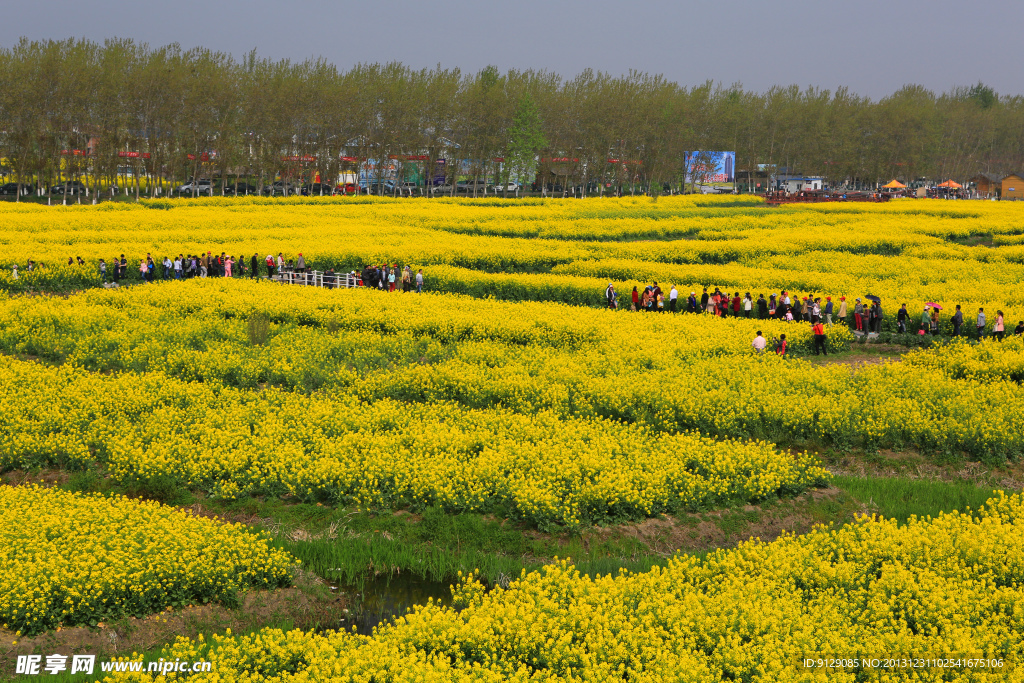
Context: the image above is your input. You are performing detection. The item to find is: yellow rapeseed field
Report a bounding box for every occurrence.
[1,280,1020,460]
[0,486,294,636]
[0,354,827,529]
[2,196,1023,326]
[4,195,1024,657]
[103,492,1024,682]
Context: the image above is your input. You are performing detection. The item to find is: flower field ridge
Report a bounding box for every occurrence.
[0,486,295,636]
[103,491,1024,682]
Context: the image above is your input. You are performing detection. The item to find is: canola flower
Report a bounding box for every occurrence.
[0,355,827,529]
[103,491,1024,682]
[0,280,1020,460]
[0,486,295,636]
[1,197,1023,323]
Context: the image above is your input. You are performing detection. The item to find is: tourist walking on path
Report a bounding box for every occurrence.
[853,299,864,332]
[838,296,848,325]
[995,311,1005,341]
[605,283,617,309]
[977,308,986,338]
[952,305,963,336]
[416,269,424,293]
[631,286,639,310]
[897,304,908,333]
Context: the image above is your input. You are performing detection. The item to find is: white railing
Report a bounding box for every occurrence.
[270,270,360,288]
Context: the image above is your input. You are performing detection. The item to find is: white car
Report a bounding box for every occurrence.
[176,179,213,195]
[493,182,520,193]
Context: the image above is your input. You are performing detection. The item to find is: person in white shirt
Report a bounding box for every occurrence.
[752,331,767,353]
[669,285,678,312]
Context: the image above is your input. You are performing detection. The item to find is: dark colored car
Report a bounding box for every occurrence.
[0,182,30,196]
[50,181,88,195]
[223,182,257,196]
[300,183,334,196]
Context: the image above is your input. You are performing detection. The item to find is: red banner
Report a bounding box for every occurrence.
[186,153,211,162]
[119,151,151,159]
[60,150,88,156]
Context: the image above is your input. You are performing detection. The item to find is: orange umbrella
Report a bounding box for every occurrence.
[882,179,906,189]
[937,180,962,188]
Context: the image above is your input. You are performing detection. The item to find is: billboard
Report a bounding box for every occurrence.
[684,151,735,183]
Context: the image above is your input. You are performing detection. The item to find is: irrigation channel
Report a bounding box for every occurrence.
[327,573,456,634]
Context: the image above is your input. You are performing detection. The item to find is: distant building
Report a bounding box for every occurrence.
[1002,174,1024,200]
[734,167,770,193]
[970,173,1002,197]
[775,174,824,192]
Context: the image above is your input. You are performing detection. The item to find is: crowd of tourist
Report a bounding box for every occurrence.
[15,253,426,294]
[602,281,1023,352]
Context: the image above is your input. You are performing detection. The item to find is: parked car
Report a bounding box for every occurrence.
[264,181,300,196]
[223,182,257,196]
[493,182,520,193]
[456,181,490,194]
[381,180,419,196]
[0,182,31,196]
[176,179,213,195]
[50,181,89,195]
[300,183,334,196]
[430,184,453,195]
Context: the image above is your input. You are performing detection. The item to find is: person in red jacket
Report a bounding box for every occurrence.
[812,321,828,355]
[732,292,742,317]
[775,334,788,357]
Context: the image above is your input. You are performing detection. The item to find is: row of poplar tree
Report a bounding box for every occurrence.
[1,37,1022,199]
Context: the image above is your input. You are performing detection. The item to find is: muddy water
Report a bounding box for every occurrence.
[329,573,456,635]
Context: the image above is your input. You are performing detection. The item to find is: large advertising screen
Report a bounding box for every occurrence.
[684,151,735,183]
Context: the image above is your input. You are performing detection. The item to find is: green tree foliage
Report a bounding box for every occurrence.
[0,38,1020,195]
[504,94,547,195]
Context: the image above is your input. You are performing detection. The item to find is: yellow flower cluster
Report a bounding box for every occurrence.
[107,492,1024,682]
[2,197,1023,321]
[2,280,1021,459]
[902,335,1024,383]
[0,355,826,529]
[0,486,294,636]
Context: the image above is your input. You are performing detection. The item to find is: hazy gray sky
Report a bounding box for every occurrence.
[3,0,1021,99]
